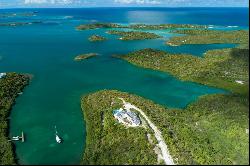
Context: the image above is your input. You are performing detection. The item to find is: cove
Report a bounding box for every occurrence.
[0,8,247,165]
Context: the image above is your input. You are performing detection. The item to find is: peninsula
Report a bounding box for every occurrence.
[116,47,249,95]
[116,29,249,95]
[81,90,249,165]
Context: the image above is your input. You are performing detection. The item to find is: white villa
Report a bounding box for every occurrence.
[113,108,141,127]
[0,73,6,79]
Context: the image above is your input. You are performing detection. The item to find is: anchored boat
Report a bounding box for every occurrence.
[9,131,25,142]
[55,126,62,144]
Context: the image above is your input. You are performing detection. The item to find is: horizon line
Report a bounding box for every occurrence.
[0,6,249,9]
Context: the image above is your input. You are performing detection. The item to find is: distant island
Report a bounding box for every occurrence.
[77,23,249,42]
[0,12,38,18]
[128,23,207,30]
[0,21,42,27]
[74,53,98,61]
[76,23,125,30]
[107,30,162,40]
[88,35,107,42]
[76,23,207,31]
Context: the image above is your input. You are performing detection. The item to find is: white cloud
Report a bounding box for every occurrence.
[114,0,161,5]
[24,0,79,4]
[24,0,47,4]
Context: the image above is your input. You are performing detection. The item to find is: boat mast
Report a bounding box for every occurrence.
[55,125,58,135]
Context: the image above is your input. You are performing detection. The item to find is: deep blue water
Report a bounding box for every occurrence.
[0,8,248,165]
[0,7,249,27]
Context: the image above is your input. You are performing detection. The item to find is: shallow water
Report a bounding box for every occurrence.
[0,8,248,165]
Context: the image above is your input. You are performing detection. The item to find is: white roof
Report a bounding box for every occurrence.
[113,109,141,126]
[0,73,6,78]
[236,80,244,84]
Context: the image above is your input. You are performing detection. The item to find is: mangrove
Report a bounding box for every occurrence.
[116,47,249,95]
[0,73,29,165]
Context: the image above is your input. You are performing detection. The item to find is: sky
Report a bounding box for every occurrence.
[0,0,249,8]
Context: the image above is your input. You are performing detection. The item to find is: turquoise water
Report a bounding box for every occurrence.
[0,8,248,165]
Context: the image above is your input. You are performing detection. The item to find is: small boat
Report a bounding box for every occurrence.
[11,132,25,142]
[55,126,62,144]
[12,136,20,141]
[56,135,62,143]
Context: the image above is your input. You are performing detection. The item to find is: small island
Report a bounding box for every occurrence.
[107,30,162,40]
[88,35,107,42]
[76,23,126,30]
[74,53,98,61]
[0,73,29,165]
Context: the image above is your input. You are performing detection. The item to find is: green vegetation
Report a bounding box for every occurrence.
[129,23,207,30]
[76,23,126,30]
[88,35,107,42]
[0,73,29,165]
[117,47,249,95]
[82,91,158,165]
[79,25,249,165]
[76,23,207,31]
[82,90,249,165]
[111,30,249,164]
[74,53,98,61]
[107,30,162,40]
[167,29,249,46]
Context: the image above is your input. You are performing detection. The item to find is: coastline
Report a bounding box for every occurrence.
[74,53,98,61]
[116,47,249,95]
[81,90,249,165]
[0,8,248,164]
[80,25,249,165]
[0,73,30,165]
[81,90,158,165]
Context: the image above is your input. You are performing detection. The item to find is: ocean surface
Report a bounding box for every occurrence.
[0,8,248,165]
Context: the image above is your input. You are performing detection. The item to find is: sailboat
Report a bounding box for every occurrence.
[55,126,62,144]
